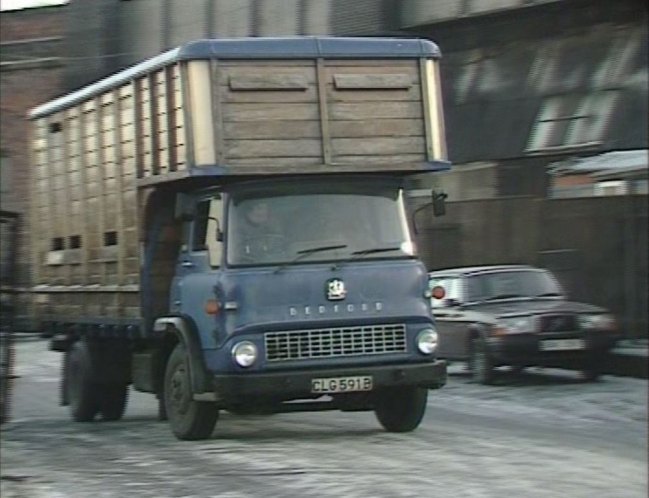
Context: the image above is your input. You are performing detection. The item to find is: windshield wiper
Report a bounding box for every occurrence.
[483,294,525,301]
[331,246,402,270]
[535,292,561,298]
[274,244,347,273]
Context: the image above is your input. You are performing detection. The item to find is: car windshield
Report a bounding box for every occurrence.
[467,270,563,302]
[226,178,415,266]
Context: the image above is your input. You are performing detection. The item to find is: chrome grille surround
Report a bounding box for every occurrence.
[264,324,407,362]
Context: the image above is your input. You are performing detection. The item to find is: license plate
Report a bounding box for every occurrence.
[540,338,585,351]
[311,376,373,394]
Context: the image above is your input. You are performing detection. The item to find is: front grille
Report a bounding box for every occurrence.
[265,324,407,362]
[539,314,578,333]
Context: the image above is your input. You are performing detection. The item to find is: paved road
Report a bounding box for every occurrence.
[1,340,647,498]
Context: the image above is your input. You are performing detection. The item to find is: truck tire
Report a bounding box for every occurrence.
[67,341,100,422]
[164,344,218,440]
[99,384,129,421]
[469,336,494,385]
[374,386,428,433]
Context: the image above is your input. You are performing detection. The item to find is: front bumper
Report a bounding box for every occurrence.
[211,360,447,403]
[487,333,619,365]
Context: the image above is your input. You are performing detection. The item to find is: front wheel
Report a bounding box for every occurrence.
[469,337,495,385]
[67,341,100,422]
[164,344,218,440]
[374,386,428,433]
[100,384,129,421]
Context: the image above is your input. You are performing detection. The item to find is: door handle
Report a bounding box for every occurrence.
[181,261,194,268]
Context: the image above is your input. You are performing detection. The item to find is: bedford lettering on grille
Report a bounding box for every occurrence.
[265,324,407,361]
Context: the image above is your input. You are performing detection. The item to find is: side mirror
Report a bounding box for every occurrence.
[432,190,448,217]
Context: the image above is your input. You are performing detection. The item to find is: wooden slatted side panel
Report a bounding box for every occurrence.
[31,76,148,323]
[171,64,187,170]
[218,60,321,168]
[117,83,141,295]
[136,64,187,180]
[325,59,426,165]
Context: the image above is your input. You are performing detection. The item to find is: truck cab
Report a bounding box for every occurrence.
[154,174,446,438]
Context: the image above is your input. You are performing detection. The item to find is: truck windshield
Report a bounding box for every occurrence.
[227,178,415,266]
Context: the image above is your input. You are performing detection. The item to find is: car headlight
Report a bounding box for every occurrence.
[493,316,537,336]
[416,328,438,354]
[232,341,258,367]
[579,313,616,331]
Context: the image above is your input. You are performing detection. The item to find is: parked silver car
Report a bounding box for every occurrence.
[428,265,620,383]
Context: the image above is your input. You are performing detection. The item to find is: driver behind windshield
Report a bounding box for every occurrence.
[236,200,285,262]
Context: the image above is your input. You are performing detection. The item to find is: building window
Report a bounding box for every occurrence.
[526,90,619,153]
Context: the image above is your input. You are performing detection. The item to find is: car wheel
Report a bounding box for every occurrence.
[374,386,428,433]
[164,344,218,440]
[99,384,129,421]
[67,341,100,422]
[579,355,604,382]
[470,337,494,385]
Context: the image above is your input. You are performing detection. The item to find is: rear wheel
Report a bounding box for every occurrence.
[99,384,129,421]
[164,344,218,440]
[470,337,494,385]
[374,386,428,433]
[67,341,100,422]
[580,354,604,382]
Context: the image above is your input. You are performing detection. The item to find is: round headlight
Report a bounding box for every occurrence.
[417,328,438,355]
[232,341,258,368]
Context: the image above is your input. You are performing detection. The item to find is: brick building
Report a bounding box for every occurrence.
[1,0,67,327]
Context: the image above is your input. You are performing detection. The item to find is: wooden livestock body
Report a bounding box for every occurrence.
[28,37,448,330]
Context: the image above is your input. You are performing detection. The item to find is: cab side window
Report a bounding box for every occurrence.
[192,196,223,267]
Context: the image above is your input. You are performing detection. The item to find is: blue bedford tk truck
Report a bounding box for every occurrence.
[29,37,449,440]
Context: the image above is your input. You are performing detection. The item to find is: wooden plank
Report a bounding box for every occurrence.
[331,137,425,156]
[228,74,309,91]
[61,110,73,285]
[165,65,178,172]
[330,101,422,120]
[43,117,56,283]
[113,88,125,292]
[77,106,90,296]
[221,86,317,103]
[95,96,108,285]
[133,78,144,178]
[330,119,424,138]
[323,60,415,68]
[179,62,195,167]
[225,139,322,159]
[419,59,434,161]
[223,103,319,122]
[316,58,331,164]
[148,73,160,176]
[211,59,226,165]
[225,120,321,140]
[218,63,316,85]
[327,85,421,102]
[333,73,412,90]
